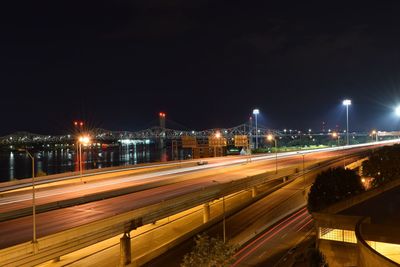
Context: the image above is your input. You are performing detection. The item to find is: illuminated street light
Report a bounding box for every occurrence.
[342,99,351,145]
[18,148,37,250]
[267,134,278,174]
[371,130,378,142]
[213,131,222,157]
[332,132,340,146]
[395,106,400,116]
[253,109,260,149]
[78,135,91,176]
[343,99,351,106]
[297,151,306,190]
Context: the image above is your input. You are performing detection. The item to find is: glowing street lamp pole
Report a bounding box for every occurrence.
[297,152,306,190]
[371,130,378,142]
[253,109,260,149]
[332,132,340,146]
[214,131,221,157]
[267,134,278,174]
[342,99,351,145]
[78,136,90,176]
[19,148,37,248]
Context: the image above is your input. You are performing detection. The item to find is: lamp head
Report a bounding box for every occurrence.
[342,99,352,106]
[395,106,400,117]
[78,136,91,144]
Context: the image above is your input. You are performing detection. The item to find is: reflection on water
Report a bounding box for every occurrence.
[0,144,180,182]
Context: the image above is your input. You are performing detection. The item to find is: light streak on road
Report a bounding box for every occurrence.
[231,207,312,267]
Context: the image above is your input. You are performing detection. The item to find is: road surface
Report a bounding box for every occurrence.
[0,142,393,251]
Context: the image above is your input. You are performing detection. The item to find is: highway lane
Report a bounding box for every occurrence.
[0,141,394,250]
[0,150,303,193]
[0,141,387,214]
[231,207,313,267]
[0,156,304,213]
[0,154,249,192]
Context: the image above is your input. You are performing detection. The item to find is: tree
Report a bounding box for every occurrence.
[181,234,236,267]
[362,144,400,187]
[307,167,364,212]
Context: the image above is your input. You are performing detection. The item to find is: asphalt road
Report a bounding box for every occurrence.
[0,142,381,214]
[0,142,392,250]
[231,207,313,267]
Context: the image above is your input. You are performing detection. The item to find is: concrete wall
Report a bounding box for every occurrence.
[356,218,400,267]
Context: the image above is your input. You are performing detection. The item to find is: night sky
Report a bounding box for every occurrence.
[2,1,400,135]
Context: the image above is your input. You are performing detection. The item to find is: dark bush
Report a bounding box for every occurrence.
[362,144,400,187]
[308,167,364,212]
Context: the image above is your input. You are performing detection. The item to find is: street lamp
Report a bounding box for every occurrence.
[332,132,340,146]
[267,134,278,174]
[396,106,400,117]
[371,130,378,142]
[342,99,351,145]
[253,109,260,149]
[297,152,306,190]
[78,135,91,176]
[213,131,221,157]
[19,148,37,249]
[222,196,226,243]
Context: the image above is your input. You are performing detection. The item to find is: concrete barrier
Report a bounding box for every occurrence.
[356,217,400,267]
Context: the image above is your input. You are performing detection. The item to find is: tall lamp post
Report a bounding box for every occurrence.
[297,152,306,190]
[332,132,340,146]
[253,109,260,149]
[342,99,351,145]
[19,148,37,249]
[371,130,378,142]
[267,134,278,174]
[78,135,91,176]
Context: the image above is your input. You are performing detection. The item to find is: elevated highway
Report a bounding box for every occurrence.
[0,140,398,266]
